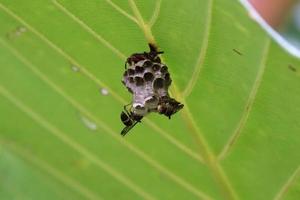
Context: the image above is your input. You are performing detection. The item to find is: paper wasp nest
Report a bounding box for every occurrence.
[120,44,183,136]
[124,59,171,109]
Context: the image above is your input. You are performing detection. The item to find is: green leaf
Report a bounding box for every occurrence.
[0,0,299,199]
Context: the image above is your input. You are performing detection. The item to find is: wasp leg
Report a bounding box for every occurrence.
[123,103,132,116]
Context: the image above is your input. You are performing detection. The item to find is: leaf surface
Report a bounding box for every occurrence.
[0,0,299,199]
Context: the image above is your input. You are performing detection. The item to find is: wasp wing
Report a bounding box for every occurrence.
[121,121,139,136]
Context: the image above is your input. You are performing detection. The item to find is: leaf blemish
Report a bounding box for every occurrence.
[79,115,98,131]
[288,64,297,72]
[100,88,109,96]
[71,64,80,72]
[6,26,27,40]
[233,48,243,56]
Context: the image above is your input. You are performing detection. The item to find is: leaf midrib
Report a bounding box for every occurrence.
[127,0,238,199]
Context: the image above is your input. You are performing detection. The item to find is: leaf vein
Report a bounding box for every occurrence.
[104,0,139,25]
[53,0,126,60]
[218,38,271,161]
[182,0,213,98]
[149,0,162,28]
[273,165,300,200]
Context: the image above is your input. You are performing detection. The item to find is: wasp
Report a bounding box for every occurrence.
[120,104,143,136]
